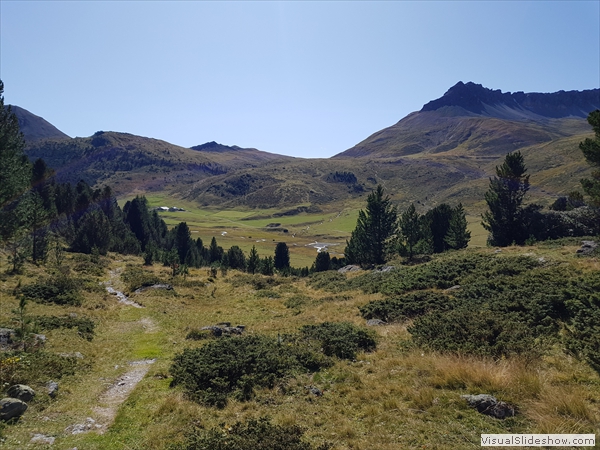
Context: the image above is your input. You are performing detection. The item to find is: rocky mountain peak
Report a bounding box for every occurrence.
[421,82,600,119]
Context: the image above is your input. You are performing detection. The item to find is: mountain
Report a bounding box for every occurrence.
[9,105,70,141]
[334,82,599,158]
[17,81,599,212]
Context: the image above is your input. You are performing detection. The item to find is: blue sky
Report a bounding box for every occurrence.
[1,1,599,158]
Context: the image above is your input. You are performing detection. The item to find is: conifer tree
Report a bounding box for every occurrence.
[274,242,290,271]
[445,203,471,250]
[345,185,397,266]
[579,109,600,206]
[482,151,530,246]
[247,245,260,274]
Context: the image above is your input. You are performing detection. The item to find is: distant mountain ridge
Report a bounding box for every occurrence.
[9,105,70,141]
[421,81,600,120]
[335,81,599,159]
[12,81,598,211]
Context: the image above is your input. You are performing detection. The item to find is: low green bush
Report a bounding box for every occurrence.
[171,417,332,450]
[19,275,83,305]
[0,351,81,386]
[121,265,162,291]
[170,334,331,407]
[408,307,538,358]
[300,322,377,360]
[33,315,95,341]
[359,291,453,322]
[564,271,600,374]
[307,271,347,292]
[284,295,310,309]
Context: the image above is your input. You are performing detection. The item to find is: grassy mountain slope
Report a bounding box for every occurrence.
[10,105,71,141]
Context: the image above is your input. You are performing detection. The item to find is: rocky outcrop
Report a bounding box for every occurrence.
[461,394,516,419]
[576,240,598,255]
[47,381,59,398]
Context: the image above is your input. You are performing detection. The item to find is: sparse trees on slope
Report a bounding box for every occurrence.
[345,185,398,266]
[482,151,530,246]
[579,109,600,206]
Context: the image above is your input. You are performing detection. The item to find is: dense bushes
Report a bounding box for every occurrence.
[33,315,95,341]
[359,291,454,322]
[19,274,83,305]
[121,265,162,291]
[299,322,377,360]
[0,351,81,386]
[408,308,538,358]
[170,335,332,407]
[172,417,332,450]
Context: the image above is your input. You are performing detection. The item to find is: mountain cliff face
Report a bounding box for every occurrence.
[9,105,71,141]
[335,82,600,158]
[421,81,600,119]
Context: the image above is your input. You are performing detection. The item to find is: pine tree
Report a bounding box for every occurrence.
[247,245,260,274]
[227,245,246,270]
[274,242,290,271]
[445,203,471,250]
[399,203,421,259]
[579,109,600,206]
[0,81,30,212]
[313,251,331,272]
[482,151,530,246]
[344,185,397,266]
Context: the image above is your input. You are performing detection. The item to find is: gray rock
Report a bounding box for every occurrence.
[306,385,323,396]
[338,265,362,273]
[461,394,516,419]
[576,240,598,255]
[47,381,59,398]
[65,417,100,435]
[6,384,35,402]
[366,319,387,326]
[30,434,55,445]
[0,328,15,346]
[373,265,395,274]
[0,397,28,421]
[445,285,461,291]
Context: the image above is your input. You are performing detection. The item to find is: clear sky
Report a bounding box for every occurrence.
[1,1,599,158]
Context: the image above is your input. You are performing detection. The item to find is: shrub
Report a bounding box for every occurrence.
[33,315,95,341]
[300,322,377,360]
[564,271,600,373]
[359,291,453,322]
[284,295,310,309]
[408,307,539,358]
[0,351,81,386]
[121,265,162,291]
[170,334,331,407]
[19,275,83,305]
[172,417,332,450]
[307,271,347,292]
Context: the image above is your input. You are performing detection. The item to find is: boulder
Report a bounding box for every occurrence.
[366,319,387,326]
[0,328,15,346]
[47,381,59,398]
[30,434,55,445]
[338,265,362,274]
[0,398,28,421]
[576,240,598,255]
[461,394,516,419]
[6,384,35,402]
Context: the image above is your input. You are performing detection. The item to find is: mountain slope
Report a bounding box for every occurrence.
[9,105,70,141]
[334,82,599,159]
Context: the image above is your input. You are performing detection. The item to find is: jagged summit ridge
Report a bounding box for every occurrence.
[421,81,600,119]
